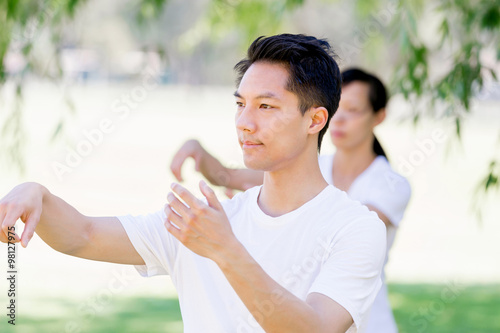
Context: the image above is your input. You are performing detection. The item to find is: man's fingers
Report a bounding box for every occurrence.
[164,218,183,240]
[20,212,40,248]
[2,210,20,235]
[166,192,191,218]
[0,232,17,244]
[0,232,8,243]
[170,183,203,211]
[0,209,6,236]
[199,180,223,210]
[0,212,9,243]
[1,210,21,244]
[164,204,185,228]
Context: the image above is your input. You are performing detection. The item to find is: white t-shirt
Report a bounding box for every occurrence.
[118,184,386,333]
[319,154,411,333]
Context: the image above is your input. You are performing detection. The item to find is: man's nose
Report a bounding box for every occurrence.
[236,106,257,133]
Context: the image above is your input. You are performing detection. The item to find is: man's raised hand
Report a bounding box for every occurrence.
[0,183,45,248]
[164,181,239,263]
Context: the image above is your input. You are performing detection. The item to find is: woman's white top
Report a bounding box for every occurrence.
[319,154,411,333]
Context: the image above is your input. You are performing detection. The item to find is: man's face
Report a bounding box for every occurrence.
[234,62,312,171]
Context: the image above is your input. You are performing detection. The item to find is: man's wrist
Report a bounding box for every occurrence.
[38,183,50,205]
[214,237,249,271]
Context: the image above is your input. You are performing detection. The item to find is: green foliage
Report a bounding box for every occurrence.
[0,0,88,172]
[206,0,304,46]
[473,159,500,223]
[136,0,169,25]
[483,161,499,191]
[393,0,500,119]
[389,0,500,209]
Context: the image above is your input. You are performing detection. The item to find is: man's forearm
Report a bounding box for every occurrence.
[35,185,92,255]
[216,242,327,332]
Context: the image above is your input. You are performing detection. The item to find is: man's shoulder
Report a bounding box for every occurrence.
[326,193,386,245]
[307,186,382,228]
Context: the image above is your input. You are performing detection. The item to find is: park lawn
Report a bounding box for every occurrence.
[390,283,500,333]
[3,284,499,332]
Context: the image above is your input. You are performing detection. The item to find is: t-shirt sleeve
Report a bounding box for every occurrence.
[308,215,387,331]
[117,208,179,277]
[363,171,411,226]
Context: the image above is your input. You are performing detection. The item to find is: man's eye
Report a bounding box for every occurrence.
[260,104,273,109]
[236,102,244,107]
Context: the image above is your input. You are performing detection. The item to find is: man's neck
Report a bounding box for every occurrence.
[258,149,328,218]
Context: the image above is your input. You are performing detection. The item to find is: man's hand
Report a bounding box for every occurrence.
[0,182,45,247]
[170,139,206,182]
[164,181,239,263]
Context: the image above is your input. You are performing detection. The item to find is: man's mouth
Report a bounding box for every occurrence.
[241,140,263,148]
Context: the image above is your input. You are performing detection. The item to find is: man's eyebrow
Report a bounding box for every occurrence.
[233,91,281,100]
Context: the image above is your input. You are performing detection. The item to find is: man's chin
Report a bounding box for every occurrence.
[243,158,266,171]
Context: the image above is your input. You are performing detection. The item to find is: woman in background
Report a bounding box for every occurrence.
[170,68,411,333]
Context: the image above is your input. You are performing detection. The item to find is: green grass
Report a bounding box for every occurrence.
[390,284,500,333]
[2,284,499,332]
[1,297,183,333]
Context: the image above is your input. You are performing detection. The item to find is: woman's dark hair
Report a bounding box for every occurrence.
[341,68,389,160]
[234,34,342,152]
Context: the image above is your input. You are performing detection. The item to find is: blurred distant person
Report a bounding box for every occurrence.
[171,68,411,333]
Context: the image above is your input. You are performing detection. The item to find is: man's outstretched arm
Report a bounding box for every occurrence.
[0,182,144,265]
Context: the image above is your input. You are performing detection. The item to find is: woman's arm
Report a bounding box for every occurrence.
[170,139,263,191]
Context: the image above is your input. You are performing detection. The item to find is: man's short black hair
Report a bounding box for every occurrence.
[234,34,342,152]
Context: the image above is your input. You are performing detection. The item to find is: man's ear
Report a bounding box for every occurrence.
[308,107,328,135]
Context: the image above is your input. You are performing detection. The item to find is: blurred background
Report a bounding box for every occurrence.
[1,0,499,332]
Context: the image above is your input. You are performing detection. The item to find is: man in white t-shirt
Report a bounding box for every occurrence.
[0,34,386,332]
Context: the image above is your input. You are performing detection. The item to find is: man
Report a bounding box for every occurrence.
[0,34,386,332]
[170,68,411,333]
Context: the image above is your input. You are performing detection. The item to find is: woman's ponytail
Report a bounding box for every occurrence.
[373,135,388,160]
